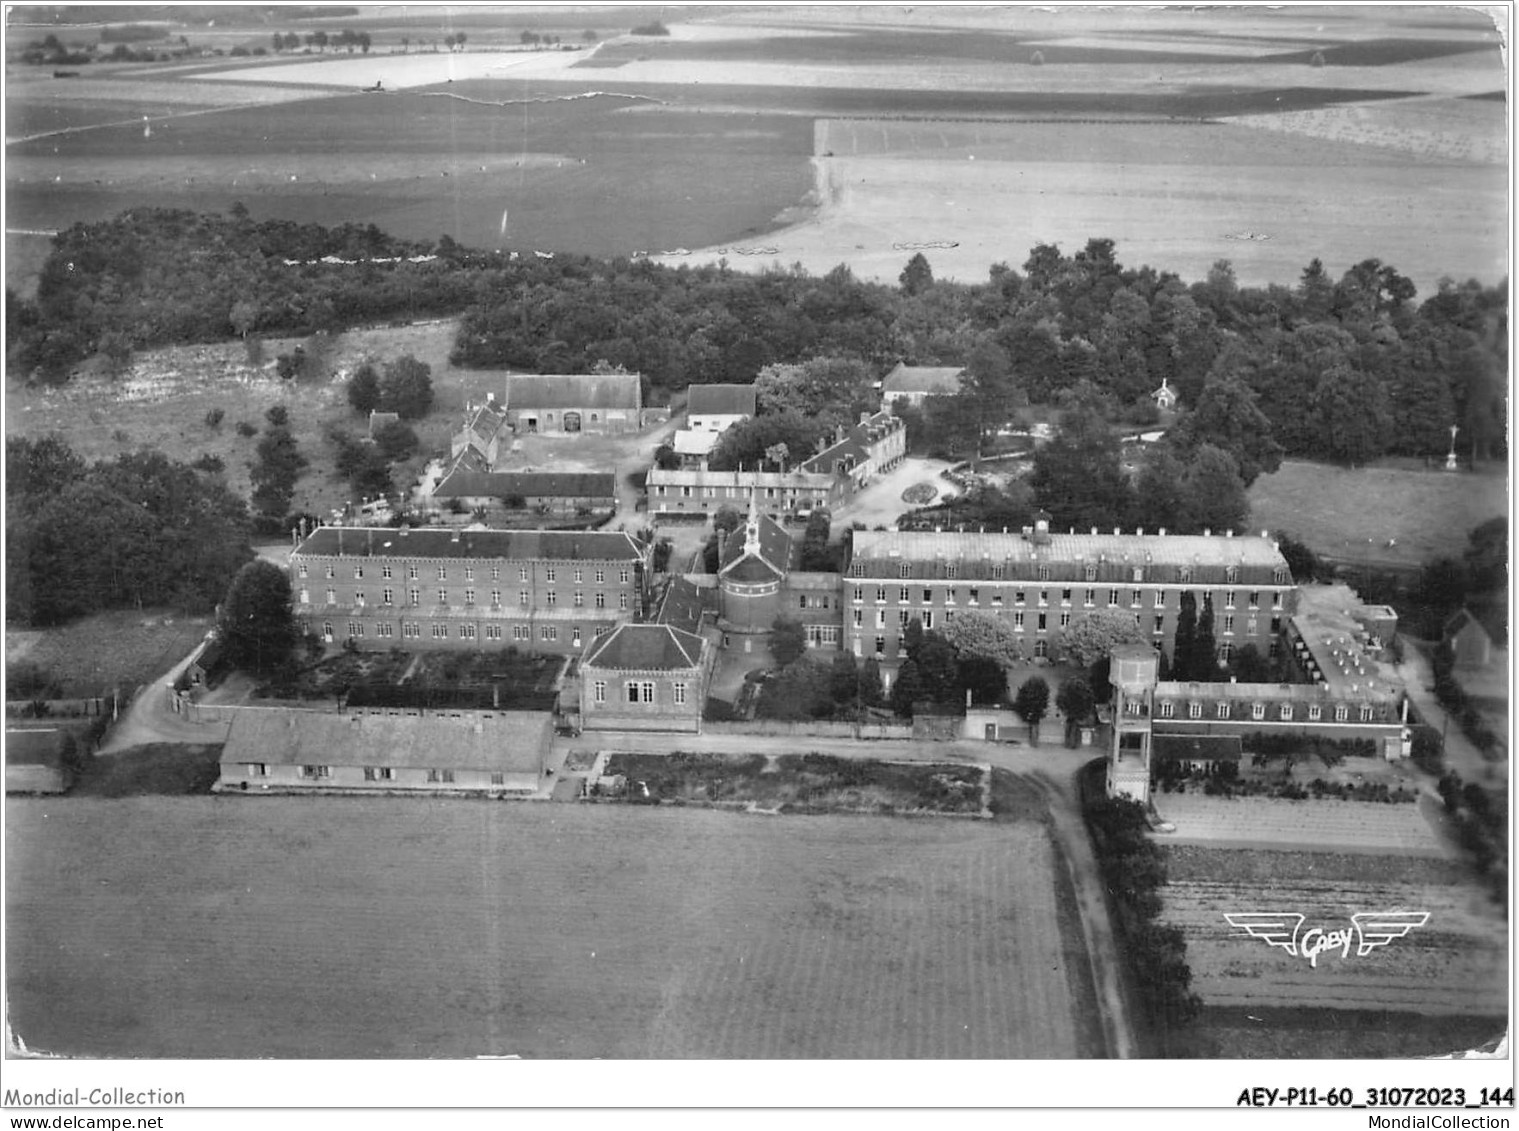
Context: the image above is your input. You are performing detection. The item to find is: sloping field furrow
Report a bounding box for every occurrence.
[6,798,1088,1059]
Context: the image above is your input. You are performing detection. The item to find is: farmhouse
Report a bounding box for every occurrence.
[671,428,722,464]
[431,469,617,522]
[579,623,713,733]
[449,397,509,466]
[880,363,964,409]
[843,520,1295,669]
[213,708,552,795]
[504,372,644,434]
[686,382,757,432]
[289,525,650,654]
[5,728,72,794]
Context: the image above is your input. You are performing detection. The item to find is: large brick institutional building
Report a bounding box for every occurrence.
[288,526,650,654]
[841,520,1295,667]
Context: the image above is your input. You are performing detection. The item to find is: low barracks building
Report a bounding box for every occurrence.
[842,522,1296,668]
[289,526,649,654]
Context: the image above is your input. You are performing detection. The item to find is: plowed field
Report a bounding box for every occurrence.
[6,797,1097,1058]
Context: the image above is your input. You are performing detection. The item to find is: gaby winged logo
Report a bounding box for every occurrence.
[1224,911,1430,967]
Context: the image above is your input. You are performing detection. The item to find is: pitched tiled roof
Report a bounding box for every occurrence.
[719,508,793,577]
[851,529,1287,570]
[582,624,705,671]
[294,526,644,562]
[654,575,707,635]
[465,401,509,437]
[687,383,757,417]
[219,709,551,773]
[506,373,642,411]
[881,364,963,397]
[672,429,720,456]
[800,410,902,475]
[433,470,616,499]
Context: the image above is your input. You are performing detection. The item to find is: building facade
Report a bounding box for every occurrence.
[880,364,964,409]
[504,373,643,434]
[431,470,617,522]
[289,526,650,654]
[686,383,757,432]
[579,623,712,733]
[842,523,1296,671]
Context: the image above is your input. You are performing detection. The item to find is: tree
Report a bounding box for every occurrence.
[265,404,289,428]
[754,357,875,419]
[799,509,835,571]
[899,253,934,297]
[1193,593,1218,679]
[1178,444,1249,535]
[653,443,680,470]
[217,560,299,676]
[1310,363,1392,464]
[889,659,925,717]
[1056,677,1095,745]
[1228,643,1271,683]
[1168,371,1283,487]
[958,655,1007,705]
[1030,406,1133,532]
[1173,590,1198,678]
[709,410,832,473]
[228,299,258,339]
[1463,516,1507,594]
[1273,531,1321,584]
[907,629,961,705]
[770,617,807,668]
[1013,676,1051,744]
[1059,608,1146,667]
[379,355,434,420]
[373,420,419,462]
[941,609,1023,666]
[347,363,381,414]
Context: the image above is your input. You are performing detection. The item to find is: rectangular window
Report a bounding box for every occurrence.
[353,566,364,580]
[382,564,393,580]
[876,587,887,603]
[1037,613,1047,632]
[1013,611,1024,630]
[382,588,394,605]
[247,763,268,777]
[1038,590,1049,606]
[875,636,885,655]
[519,567,529,581]
[1216,702,1230,719]
[403,622,420,639]
[574,591,584,607]
[1308,704,1322,721]
[425,769,457,784]
[490,773,505,787]
[900,587,910,603]
[298,564,308,578]
[991,565,1004,580]
[491,590,501,607]
[799,595,808,610]
[991,591,1003,607]
[1153,616,1165,634]
[673,683,687,706]
[545,568,556,583]
[1334,704,1349,722]
[945,564,957,579]
[485,625,502,641]
[1154,590,1165,607]
[326,589,336,605]
[923,588,933,604]
[968,587,980,605]
[363,767,396,782]
[542,626,557,641]
[459,625,476,640]
[920,611,933,630]
[465,589,475,605]
[1224,590,1236,609]
[620,569,631,584]
[301,765,332,780]
[1188,702,1202,720]
[852,587,863,604]
[1085,589,1095,607]
[875,609,886,629]
[574,568,582,583]
[899,563,912,579]
[1279,704,1293,721]
[437,566,447,581]
[1131,589,1142,607]
[945,589,956,605]
[1359,705,1375,722]
[326,565,335,579]
[1108,590,1119,607]
[377,623,394,638]
[1247,617,1257,635]
[572,628,581,646]
[299,589,310,605]
[1059,611,1071,628]
[432,623,447,639]
[1251,702,1266,720]
[519,591,530,607]
[546,591,557,606]
[1223,615,1235,635]
[463,567,474,582]
[347,622,363,637]
[491,567,500,581]
[619,592,629,610]
[1248,591,1260,609]
[438,590,448,605]
[409,565,419,580]
[1272,592,1283,610]
[1037,565,1049,582]
[853,610,863,628]
[594,681,606,703]
[513,625,529,641]
[898,610,910,626]
[1084,564,1097,582]
[1225,567,1239,584]
[1158,701,1174,719]
[408,588,420,605]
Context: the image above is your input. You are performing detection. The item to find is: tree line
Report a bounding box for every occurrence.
[10,209,1506,471]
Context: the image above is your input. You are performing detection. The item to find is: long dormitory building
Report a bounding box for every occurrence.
[841,522,1297,676]
[288,527,650,654]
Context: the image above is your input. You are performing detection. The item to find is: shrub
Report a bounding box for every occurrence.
[205,407,225,428]
[265,404,289,427]
[236,421,257,438]
[191,453,225,473]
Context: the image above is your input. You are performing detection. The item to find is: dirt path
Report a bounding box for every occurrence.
[95,648,231,755]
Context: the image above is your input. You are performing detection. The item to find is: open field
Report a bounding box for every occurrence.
[5,796,1097,1058]
[1151,793,1450,857]
[5,608,212,696]
[8,8,1505,295]
[1248,461,1508,571]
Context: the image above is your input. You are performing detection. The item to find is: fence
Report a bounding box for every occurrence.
[703,720,913,740]
[6,696,113,719]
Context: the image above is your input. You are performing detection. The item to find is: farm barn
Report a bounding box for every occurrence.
[880,363,964,409]
[504,373,644,434]
[214,708,551,795]
[430,469,617,522]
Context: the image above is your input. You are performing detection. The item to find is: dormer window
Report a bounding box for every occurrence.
[1132,567,1143,583]
[1085,564,1097,581]
[945,564,957,579]
[1224,566,1239,584]
[1178,566,1192,583]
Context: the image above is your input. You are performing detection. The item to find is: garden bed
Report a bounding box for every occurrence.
[599,752,986,816]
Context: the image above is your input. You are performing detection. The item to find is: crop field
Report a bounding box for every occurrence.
[1158,845,1507,1057]
[1149,793,1450,857]
[1248,461,1509,571]
[5,797,1098,1058]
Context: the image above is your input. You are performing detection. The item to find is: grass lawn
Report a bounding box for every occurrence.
[5,608,213,696]
[6,796,1095,1058]
[1182,1006,1505,1059]
[1248,460,1507,571]
[72,743,223,797]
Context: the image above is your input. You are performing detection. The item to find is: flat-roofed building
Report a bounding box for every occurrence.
[289,526,649,654]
